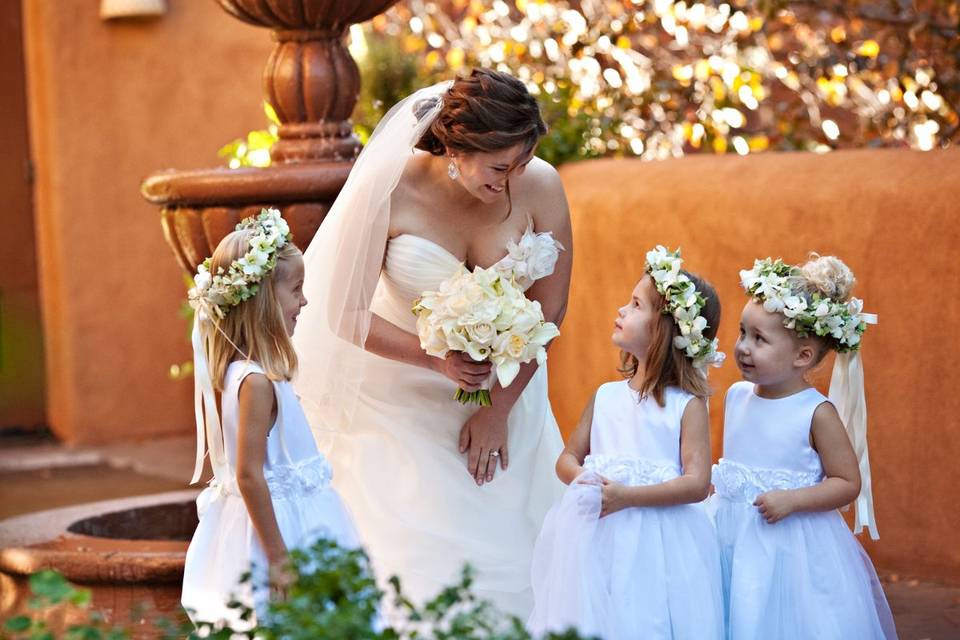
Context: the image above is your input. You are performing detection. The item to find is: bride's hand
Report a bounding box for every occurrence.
[436,352,491,391]
[458,408,509,486]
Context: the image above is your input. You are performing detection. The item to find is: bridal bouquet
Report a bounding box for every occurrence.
[412,265,560,406]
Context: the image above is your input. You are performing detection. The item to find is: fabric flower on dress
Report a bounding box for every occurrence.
[495,226,564,290]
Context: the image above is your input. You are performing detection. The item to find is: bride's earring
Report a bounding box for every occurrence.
[447,160,460,180]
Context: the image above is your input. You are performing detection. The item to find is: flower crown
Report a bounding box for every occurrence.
[188,208,292,319]
[644,246,725,370]
[739,258,867,352]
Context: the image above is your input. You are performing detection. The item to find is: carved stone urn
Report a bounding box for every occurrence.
[141,0,400,273]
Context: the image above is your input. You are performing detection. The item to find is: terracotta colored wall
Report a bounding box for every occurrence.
[547,148,960,582]
[0,0,45,430]
[22,1,273,444]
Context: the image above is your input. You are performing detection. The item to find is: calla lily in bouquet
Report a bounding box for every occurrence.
[412,265,560,406]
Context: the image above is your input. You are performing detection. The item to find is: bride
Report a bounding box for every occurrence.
[293,69,572,618]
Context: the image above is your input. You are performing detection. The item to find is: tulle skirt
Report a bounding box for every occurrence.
[711,497,897,640]
[181,487,360,626]
[323,354,565,620]
[529,480,724,640]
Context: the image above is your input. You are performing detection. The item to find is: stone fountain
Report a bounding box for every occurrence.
[141,0,400,271]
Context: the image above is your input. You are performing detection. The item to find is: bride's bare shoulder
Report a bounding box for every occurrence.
[515,157,563,196]
[397,151,437,190]
[514,157,568,224]
[390,152,440,234]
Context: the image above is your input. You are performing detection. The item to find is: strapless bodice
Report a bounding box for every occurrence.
[372,226,563,332]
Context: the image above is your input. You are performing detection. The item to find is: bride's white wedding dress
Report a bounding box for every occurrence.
[326,228,564,618]
[292,82,565,620]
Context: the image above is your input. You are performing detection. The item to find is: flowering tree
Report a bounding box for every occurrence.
[352,0,958,164]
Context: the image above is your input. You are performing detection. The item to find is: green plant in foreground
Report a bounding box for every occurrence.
[3,540,595,640]
[2,570,128,640]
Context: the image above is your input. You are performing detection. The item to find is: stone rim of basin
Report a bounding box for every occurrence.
[0,490,199,583]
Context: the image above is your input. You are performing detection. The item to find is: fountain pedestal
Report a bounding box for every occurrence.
[142,0,400,271]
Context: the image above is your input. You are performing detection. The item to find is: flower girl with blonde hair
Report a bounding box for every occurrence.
[711,253,896,639]
[181,209,359,627]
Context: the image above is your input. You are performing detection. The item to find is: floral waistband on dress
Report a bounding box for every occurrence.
[197,454,333,516]
[711,458,823,504]
[263,454,334,500]
[583,454,681,487]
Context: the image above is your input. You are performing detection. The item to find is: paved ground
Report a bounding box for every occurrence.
[0,433,957,638]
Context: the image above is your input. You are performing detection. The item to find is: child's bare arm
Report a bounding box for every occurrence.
[556,392,596,484]
[754,401,861,523]
[236,374,288,564]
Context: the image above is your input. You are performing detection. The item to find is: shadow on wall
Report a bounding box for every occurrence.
[547,148,960,584]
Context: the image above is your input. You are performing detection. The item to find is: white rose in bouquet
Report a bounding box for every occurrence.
[412,265,560,405]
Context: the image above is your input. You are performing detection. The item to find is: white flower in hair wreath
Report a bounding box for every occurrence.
[188,208,292,318]
[644,245,725,370]
[739,258,868,352]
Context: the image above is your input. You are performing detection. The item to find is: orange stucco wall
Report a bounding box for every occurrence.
[22,1,273,444]
[1,0,44,429]
[547,148,960,582]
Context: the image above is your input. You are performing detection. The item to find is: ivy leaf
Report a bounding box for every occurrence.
[29,570,73,604]
[3,616,31,632]
[263,100,281,126]
[70,587,93,607]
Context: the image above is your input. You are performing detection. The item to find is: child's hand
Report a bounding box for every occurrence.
[754,490,796,524]
[268,559,295,602]
[600,477,630,518]
[573,470,602,518]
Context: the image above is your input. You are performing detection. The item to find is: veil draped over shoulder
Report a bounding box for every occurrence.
[293,82,452,440]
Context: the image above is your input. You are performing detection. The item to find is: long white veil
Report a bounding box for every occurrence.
[293,81,452,445]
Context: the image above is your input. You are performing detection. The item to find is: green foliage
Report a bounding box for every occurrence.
[2,571,128,640]
[217,102,281,168]
[350,31,595,167]
[217,28,602,169]
[3,540,594,640]
[168,273,196,381]
[353,30,427,146]
[249,542,383,639]
[218,1,959,169]
[376,1,959,156]
[535,81,608,167]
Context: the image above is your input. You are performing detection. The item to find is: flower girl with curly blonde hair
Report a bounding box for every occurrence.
[711,253,896,639]
[181,210,359,627]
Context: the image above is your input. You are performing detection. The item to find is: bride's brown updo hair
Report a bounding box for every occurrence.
[415,69,547,171]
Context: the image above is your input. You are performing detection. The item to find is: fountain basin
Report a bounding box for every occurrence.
[0,490,199,635]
